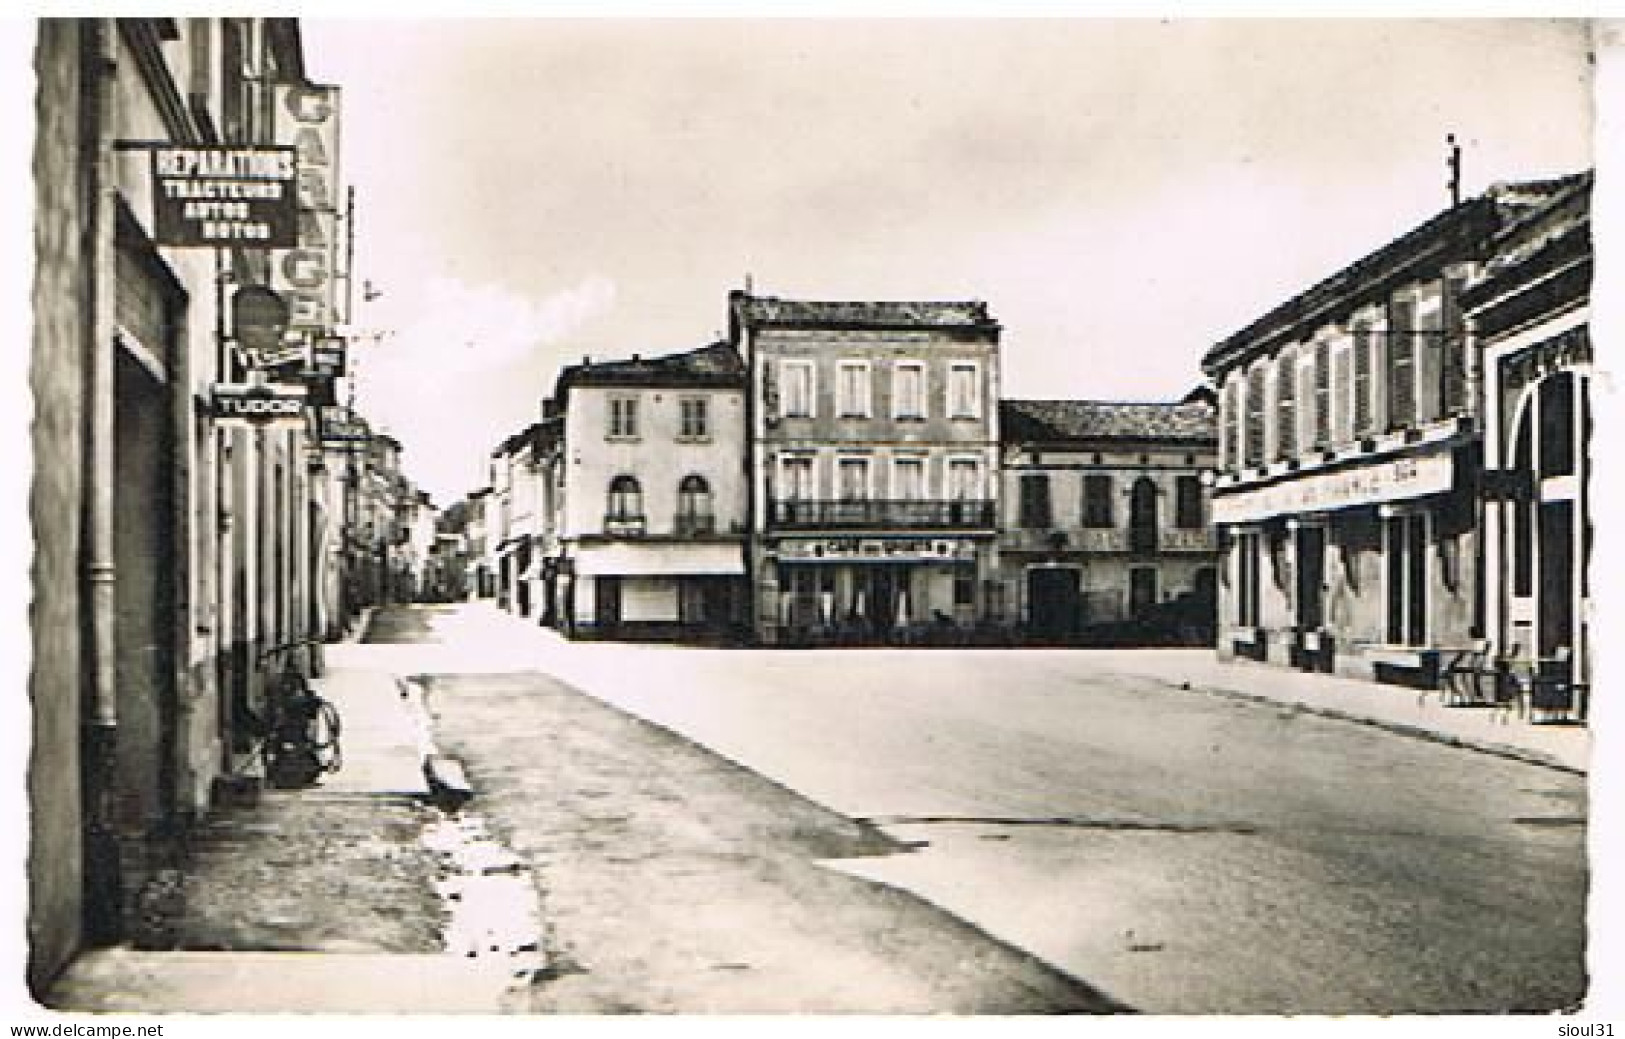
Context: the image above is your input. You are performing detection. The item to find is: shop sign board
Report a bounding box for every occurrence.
[150,146,298,248]
[777,537,974,563]
[210,383,307,424]
[1211,452,1454,524]
[271,83,343,331]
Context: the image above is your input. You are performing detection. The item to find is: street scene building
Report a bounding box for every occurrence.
[998,394,1219,644]
[1462,172,1594,718]
[24,17,1596,1019]
[24,18,436,993]
[1202,174,1592,714]
[539,342,750,641]
[731,292,1003,645]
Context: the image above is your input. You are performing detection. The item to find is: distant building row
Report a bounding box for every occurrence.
[446,292,1220,647]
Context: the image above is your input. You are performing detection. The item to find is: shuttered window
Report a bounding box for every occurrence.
[1313,340,1331,448]
[1386,298,1416,429]
[1275,348,1297,460]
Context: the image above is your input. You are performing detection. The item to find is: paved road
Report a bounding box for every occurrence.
[392,605,1589,1014]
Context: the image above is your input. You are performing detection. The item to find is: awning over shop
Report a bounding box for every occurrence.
[571,541,745,577]
[1212,451,1454,525]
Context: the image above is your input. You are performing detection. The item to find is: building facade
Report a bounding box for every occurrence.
[731,293,1002,645]
[25,17,373,992]
[1201,176,1584,687]
[998,396,1218,644]
[1463,174,1593,719]
[539,342,750,640]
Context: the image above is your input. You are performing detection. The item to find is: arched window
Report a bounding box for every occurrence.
[1129,476,1159,555]
[677,474,713,534]
[607,475,642,521]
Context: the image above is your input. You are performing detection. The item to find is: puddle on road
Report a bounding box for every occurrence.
[422,811,549,981]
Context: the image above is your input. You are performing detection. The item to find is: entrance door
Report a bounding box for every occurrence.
[1296,525,1326,631]
[1129,566,1158,618]
[1539,500,1574,658]
[1027,568,1081,641]
[595,576,622,630]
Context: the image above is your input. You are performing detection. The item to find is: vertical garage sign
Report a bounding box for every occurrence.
[271,81,343,332]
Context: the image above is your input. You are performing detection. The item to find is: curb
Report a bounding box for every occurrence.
[1159,676,1586,777]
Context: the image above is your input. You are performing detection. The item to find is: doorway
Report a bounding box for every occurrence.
[1027,567,1081,641]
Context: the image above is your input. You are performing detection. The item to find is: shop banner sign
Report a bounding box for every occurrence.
[151,146,298,248]
[210,383,307,424]
[272,83,343,331]
[305,335,347,379]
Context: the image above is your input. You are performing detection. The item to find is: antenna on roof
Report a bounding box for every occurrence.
[1446,133,1462,207]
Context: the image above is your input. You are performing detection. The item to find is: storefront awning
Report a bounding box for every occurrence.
[572,542,745,577]
[1213,451,1454,525]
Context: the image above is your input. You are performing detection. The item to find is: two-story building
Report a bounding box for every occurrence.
[1201,176,1582,686]
[999,395,1218,644]
[730,292,1002,645]
[542,342,750,641]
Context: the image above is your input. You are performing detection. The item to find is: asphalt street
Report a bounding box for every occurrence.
[377,605,1590,1014]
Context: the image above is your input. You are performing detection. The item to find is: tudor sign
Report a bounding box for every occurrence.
[211,383,306,423]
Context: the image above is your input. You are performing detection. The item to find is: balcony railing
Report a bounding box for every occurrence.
[673,513,717,537]
[602,514,646,537]
[769,499,995,530]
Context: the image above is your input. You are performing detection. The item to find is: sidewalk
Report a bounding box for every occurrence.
[44,618,529,1014]
[1150,652,1590,774]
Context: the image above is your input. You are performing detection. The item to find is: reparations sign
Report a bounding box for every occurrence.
[151,146,299,247]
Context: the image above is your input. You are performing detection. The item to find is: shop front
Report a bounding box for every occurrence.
[768,535,986,645]
[1213,438,1479,686]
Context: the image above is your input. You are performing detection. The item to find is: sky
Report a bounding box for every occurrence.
[301,17,1593,505]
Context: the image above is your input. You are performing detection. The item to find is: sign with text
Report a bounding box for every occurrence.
[210,383,307,424]
[1211,452,1454,524]
[305,335,347,380]
[151,146,298,248]
[271,82,343,331]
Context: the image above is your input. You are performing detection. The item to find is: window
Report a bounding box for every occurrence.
[948,458,980,500]
[948,362,980,419]
[894,361,925,419]
[892,457,925,500]
[1223,377,1242,474]
[1244,365,1266,466]
[1332,340,1354,446]
[1275,348,1297,460]
[1386,298,1416,430]
[1082,474,1114,528]
[607,475,642,520]
[1129,477,1159,554]
[1175,474,1203,529]
[1312,339,1331,449]
[780,456,815,501]
[676,474,713,534]
[1353,321,1375,436]
[781,360,814,418]
[678,396,709,439]
[1018,473,1052,528]
[608,395,639,439]
[837,457,870,501]
[836,361,872,418]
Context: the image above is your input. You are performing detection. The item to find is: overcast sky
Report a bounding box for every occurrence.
[302,18,1593,504]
